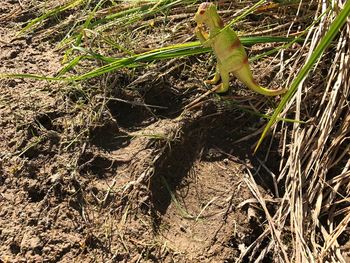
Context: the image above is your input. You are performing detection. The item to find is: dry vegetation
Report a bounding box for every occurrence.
[0,0,349,262]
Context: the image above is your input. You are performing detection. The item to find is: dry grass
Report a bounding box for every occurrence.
[244,0,350,262]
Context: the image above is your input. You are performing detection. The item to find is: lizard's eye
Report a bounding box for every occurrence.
[199,10,205,15]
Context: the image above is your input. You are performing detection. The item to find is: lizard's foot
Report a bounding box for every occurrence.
[205,70,221,85]
[214,83,229,93]
[204,77,220,85]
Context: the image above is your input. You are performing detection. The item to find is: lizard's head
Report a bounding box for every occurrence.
[194,3,223,28]
[194,3,217,24]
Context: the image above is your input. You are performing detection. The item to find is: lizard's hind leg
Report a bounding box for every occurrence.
[205,64,221,85]
[214,67,230,93]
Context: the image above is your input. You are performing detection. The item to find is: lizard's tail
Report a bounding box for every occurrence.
[233,65,287,96]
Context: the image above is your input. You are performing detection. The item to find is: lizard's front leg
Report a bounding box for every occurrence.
[195,25,211,47]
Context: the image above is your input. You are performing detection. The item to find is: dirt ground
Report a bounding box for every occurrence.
[0,1,284,262]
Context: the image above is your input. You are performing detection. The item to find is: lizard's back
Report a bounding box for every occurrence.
[212,28,247,65]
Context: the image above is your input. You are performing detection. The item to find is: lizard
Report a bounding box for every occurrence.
[194,3,286,96]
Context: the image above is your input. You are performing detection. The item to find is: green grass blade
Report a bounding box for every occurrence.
[72,46,118,63]
[73,0,106,47]
[17,0,85,35]
[226,0,266,28]
[57,55,86,77]
[70,37,297,81]
[221,99,305,123]
[0,73,62,81]
[254,1,350,153]
[92,0,197,32]
[0,36,298,81]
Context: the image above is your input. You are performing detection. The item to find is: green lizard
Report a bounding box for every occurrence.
[194,3,286,96]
